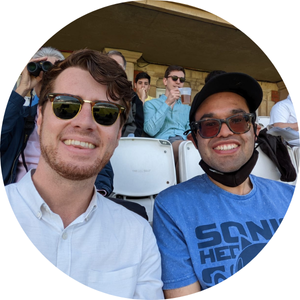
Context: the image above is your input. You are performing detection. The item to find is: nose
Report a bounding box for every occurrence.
[216,121,234,138]
[71,102,97,130]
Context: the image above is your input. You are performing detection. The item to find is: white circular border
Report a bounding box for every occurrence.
[1,1,299,299]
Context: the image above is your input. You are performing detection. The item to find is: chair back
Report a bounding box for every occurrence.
[257,116,271,128]
[178,140,204,182]
[251,145,281,180]
[110,137,177,197]
[178,140,293,183]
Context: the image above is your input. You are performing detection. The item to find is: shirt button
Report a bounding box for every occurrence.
[62,233,68,240]
[36,211,42,219]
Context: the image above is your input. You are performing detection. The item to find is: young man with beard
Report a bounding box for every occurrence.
[152,72,294,298]
[5,49,163,299]
[1,47,114,197]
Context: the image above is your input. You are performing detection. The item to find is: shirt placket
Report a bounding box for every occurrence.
[56,225,74,275]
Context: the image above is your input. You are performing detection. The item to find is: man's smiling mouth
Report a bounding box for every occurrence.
[214,144,238,151]
[63,139,96,149]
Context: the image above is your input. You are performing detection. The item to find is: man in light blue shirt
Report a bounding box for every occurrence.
[144,65,191,174]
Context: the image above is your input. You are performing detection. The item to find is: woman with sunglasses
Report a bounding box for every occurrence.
[144,65,191,178]
[153,72,294,298]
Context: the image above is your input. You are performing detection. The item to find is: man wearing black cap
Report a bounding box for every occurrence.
[153,72,294,298]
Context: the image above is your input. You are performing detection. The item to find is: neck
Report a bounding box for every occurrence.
[208,175,253,195]
[32,165,96,228]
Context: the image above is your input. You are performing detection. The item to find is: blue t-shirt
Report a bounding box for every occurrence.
[153,174,294,290]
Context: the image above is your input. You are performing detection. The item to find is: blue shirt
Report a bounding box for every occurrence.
[143,94,191,140]
[153,174,294,290]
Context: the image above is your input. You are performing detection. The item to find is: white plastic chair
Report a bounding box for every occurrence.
[110,137,177,223]
[251,145,281,180]
[292,146,300,172]
[257,116,271,128]
[178,140,295,184]
[178,140,204,183]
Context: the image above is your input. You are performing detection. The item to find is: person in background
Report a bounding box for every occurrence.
[134,72,153,104]
[107,50,144,137]
[270,94,298,131]
[5,49,163,299]
[143,65,190,177]
[1,47,114,196]
[205,69,226,84]
[153,72,294,298]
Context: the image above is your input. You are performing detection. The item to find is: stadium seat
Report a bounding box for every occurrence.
[110,137,177,223]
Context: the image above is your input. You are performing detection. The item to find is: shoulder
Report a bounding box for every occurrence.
[144,95,165,106]
[252,174,294,188]
[272,99,290,111]
[251,175,295,198]
[155,176,207,206]
[98,195,150,227]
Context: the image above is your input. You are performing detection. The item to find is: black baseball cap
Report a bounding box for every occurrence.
[190,72,263,123]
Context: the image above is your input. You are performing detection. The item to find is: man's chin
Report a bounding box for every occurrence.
[56,169,97,181]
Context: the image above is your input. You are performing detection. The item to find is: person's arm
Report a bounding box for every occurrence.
[153,194,200,296]
[0,90,28,155]
[272,122,298,131]
[15,56,47,97]
[164,281,201,299]
[136,87,147,104]
[270,101,298,130]
[132,93,144,137]
[94,161,114,196]
[143,99,170,136]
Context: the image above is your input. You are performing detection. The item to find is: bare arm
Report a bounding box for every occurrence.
[273,122,298,131]
[164,281,201,299]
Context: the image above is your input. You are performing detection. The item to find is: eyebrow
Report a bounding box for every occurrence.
[199,109,248,120]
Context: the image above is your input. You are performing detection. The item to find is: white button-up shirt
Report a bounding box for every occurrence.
[6,171,164,299]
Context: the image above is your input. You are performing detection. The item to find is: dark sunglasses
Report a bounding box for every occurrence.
[190,113,255,139]
[47,93,125,126]
[168,75,185,83]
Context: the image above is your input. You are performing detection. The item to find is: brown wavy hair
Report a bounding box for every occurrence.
[39,49,133,126]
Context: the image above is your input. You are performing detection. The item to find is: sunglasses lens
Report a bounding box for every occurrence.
[93,102,120,126]
[171,76,185,83]
[228,115,250,133]
[52,95,81,120]
[199,120,220,138]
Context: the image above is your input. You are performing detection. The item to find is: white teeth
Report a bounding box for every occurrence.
[64,140,95,149]
[214,144,238,151]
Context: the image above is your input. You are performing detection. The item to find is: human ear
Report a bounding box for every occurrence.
[36,106,43,136]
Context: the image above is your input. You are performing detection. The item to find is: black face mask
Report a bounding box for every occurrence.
[199,149,259,187]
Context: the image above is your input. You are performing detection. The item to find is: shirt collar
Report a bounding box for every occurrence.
[16,170,98,221]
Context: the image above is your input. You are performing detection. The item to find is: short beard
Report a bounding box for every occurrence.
[39,126,107,181]
[41,144,105,180]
